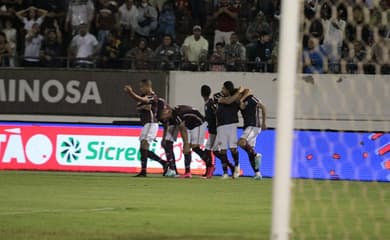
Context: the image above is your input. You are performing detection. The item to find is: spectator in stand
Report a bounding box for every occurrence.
[174,0,191,44]
[33,0,66,32]
[245,11,271,45]
[157,1,175,39]
[0,31,11,66]
[302,37,324,74]
[69,22,98,68]
[2,18,16,66]
[246,30,273,72]
[118,0,138,45]
[149,0,168,12]
[134,0,158,39]
[126,37,154,69]
[181,25,209,71]
[188,0,207,26]
[15,6,48,32]
[344,40,366,74]
[257,0,277,24]
[0,1,23,31]
[209,41,226,71]
[372,27,390,74]
[321,4,346,73]
[40,19,63,67]
[23,22,43,66]
[224,32,245,71]
[95,1,118,49]
[0,3,13,26]
[154,34,180,70]
[304,0,318,20]
[65,0,95,35]
[212,0,239,48]
[99,29,122,69]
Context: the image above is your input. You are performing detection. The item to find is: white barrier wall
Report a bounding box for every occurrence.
[169,71,390,131]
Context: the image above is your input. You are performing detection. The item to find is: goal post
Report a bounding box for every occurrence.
[270,0,301,239]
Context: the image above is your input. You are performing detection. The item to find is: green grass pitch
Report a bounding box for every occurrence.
[0,171,388,240]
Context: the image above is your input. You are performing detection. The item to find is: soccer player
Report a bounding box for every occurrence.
[156,97,179,177]
[214,81,245,179]
[160,105,208,178]
[124,79,168,177]
[238,90,266,180]
[201,85,217,178]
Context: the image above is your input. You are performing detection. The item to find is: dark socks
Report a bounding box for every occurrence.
[162,141,176,170]
[204,149,213,167]
[232,150,239,166]
[242,143,258,172]
[184,153,191,173]
[140,149,148,173]
[214,151,232,174]
[242,143,256,159]
[192,146,207,163]
[147,150,166,166]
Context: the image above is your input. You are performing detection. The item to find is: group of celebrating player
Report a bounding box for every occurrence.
[124,78,266,180]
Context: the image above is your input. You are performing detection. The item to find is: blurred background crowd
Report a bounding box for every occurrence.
[0,0,388,73]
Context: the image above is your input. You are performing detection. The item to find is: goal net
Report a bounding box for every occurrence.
[272,0,389,239]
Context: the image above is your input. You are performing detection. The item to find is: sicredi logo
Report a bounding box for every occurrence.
[60,137,81,163]
[0,128,52,165]
[56,135,157,167]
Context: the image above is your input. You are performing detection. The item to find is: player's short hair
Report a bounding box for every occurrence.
[140,79,152,87]
[223,81,235,95]
[201,85,211,97]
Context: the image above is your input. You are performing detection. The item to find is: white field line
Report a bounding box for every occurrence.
[0,207,116,216]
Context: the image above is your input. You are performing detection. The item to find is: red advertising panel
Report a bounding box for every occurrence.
[0,123,206,174]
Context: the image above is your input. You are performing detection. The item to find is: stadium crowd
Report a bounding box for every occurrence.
[0,0,388,73]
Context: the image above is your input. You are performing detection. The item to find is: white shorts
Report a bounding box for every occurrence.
[164,124,179,142]
[214,123,238,151]
[188,122,207,145]
[240,126,262,147]
[139,123,159,144]
[205,133,217,151]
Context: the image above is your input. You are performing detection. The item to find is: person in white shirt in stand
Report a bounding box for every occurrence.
[65,0,95,35]
[69,22,98,68]
[23,22,43,67]
[2,19,17,67]
[118,0,139,42]
[181,25,209,71]
[15,6,47,32]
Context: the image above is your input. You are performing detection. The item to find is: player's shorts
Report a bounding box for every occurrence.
[188,122,207,145]
[205,133,217,151]
[240,126,262,147]
[214,123,238,151]
[139,123,159,144]
[164,124,179,142]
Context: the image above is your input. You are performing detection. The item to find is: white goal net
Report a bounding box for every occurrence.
[272,0,389,239]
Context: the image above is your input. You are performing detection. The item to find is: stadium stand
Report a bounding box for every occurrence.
[0,0,388,73]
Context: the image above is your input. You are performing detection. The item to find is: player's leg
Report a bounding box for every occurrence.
[162,125,179,176]
[138,123,167,176]
[180,128,192,178]
[238,127,262,179]
[135,139,149,177]
[215,125,235,179]
[203,133,216,177]
[227,123,240,178]
[190,122,208,166]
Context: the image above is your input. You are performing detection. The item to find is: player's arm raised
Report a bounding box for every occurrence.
[124,85,151,104]
[258,102,267,130]
[239,88,252,109]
